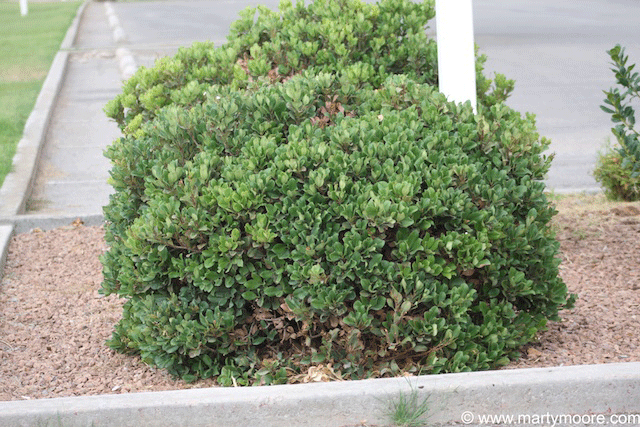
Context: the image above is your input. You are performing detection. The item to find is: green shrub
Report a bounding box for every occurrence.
[595,44,640,200]
[101,0,573,385]
[594,149,640,201]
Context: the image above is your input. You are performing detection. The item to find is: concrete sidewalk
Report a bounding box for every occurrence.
[26,0,123,217]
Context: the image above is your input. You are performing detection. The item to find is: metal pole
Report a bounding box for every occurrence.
[436,0,477,113]
[19,0,28,16]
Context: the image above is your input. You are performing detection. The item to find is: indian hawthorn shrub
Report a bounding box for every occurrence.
[101,0,574,385]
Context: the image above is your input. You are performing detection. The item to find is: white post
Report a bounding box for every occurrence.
[436,0,477,113]
[19,0,28,16]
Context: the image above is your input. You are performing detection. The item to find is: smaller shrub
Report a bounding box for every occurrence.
[594,149,640,201]
[595,44,640,200]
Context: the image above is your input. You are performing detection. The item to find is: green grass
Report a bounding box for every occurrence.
[379,379,433,427]
[386,389,432,427]
[0,0,82,187]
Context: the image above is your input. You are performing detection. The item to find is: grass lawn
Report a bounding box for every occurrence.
[0,0,82,188]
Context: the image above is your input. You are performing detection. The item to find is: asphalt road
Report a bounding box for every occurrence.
[474,0,640,193]
[108,0,640,193]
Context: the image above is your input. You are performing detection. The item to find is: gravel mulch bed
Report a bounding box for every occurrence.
[0,194,638,401]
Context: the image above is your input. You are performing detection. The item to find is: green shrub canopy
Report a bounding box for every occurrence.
[101,0,574,385]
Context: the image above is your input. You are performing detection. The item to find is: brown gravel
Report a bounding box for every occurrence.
[0,194,639,401]
[0,223,216,401]
[507,193,640,368]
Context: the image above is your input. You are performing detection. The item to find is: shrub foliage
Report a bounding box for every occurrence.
[595,45,640,200]
[101,0,574,385]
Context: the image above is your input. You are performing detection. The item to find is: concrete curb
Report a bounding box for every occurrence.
[61,0,86,51]
[5,213,105,235]
[116,46,137,80]
[105,1,138,80]
[0,362,638,427]
[0,49,69,217]
[0,224,13,282]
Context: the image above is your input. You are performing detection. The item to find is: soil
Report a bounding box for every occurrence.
[0,193,639,401]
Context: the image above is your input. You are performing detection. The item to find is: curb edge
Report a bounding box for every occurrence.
[0,362,638,427]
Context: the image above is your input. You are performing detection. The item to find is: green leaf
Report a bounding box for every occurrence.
[242,291,258,301]
[271,244,290,259]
